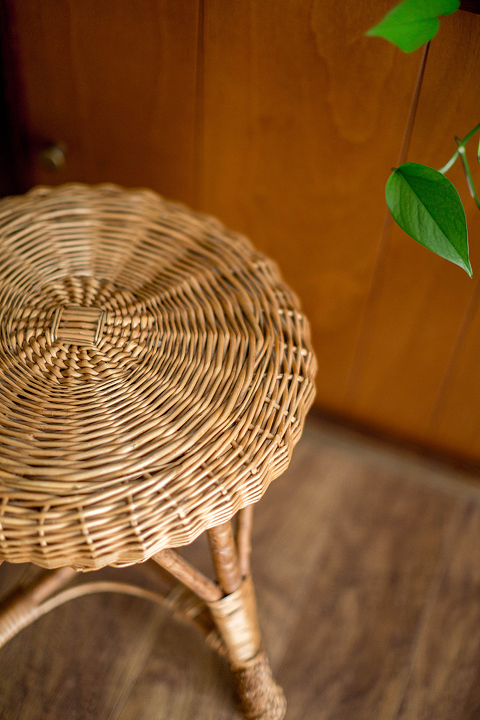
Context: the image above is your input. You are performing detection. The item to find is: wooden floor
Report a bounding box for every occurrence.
[1,416,480,720]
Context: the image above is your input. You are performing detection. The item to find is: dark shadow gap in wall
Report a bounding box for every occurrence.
[0,0,22,195]
[0,0,28,196]
[461,1,480,14]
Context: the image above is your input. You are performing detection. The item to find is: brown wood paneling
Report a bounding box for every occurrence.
[3,0,200,204]
[1,0,480,462]
[346,10,480,461]
[198,0,421,412]
[431,288,480,457]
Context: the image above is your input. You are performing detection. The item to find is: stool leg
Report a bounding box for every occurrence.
[236,506,253,578]
[207,520,286,720]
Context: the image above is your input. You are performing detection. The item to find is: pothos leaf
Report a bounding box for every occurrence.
[386,163,471,276]
[366,0,460,53]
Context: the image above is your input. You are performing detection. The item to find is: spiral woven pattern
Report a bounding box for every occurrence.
[0,184,316,571]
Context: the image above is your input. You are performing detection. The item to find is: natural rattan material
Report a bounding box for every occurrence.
[234,651,287,720]
[207,577,261,667]
[0,184,316,571]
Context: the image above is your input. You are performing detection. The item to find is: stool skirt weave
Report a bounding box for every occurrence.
[0,184,316,571]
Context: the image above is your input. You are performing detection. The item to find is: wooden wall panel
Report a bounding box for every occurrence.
[3,0,200,204]
[198,0,420,411]
[346,10,480,460]
[2,1,480,462]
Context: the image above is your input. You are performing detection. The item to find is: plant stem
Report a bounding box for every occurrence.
[456,136,480,211]
[439,121,480,174]
[439,151,459,175]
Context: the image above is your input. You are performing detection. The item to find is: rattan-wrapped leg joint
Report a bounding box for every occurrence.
[233,650,286,720]
[207,576,286,720]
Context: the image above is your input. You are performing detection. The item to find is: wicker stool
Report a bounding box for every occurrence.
[0,184,316,720]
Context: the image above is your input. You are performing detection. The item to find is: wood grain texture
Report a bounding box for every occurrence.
[346,10,480,461]
[0,565,237,720]
[277,469,453,720]
[2,418,480,719]
[3,0,200,204]
[0,586,166,719]
[2,0,480,461]
[247,435,383,670]
[198,0,420,412]
[432,287,480,458]
[395,502,480,720]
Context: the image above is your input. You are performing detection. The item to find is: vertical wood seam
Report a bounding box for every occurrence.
[65,0,91,180]
[428,280,480,433]
[0,0,30,192]
[343,44,430,405]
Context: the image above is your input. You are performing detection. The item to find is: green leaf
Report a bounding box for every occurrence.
[386,162,471,276]
[366,0,460,53]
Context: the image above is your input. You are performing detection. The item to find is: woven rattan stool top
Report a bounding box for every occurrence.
[0,184,316,571]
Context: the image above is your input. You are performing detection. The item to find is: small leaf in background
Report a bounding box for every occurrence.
[386,162,471,276]
[366,0,460,53]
